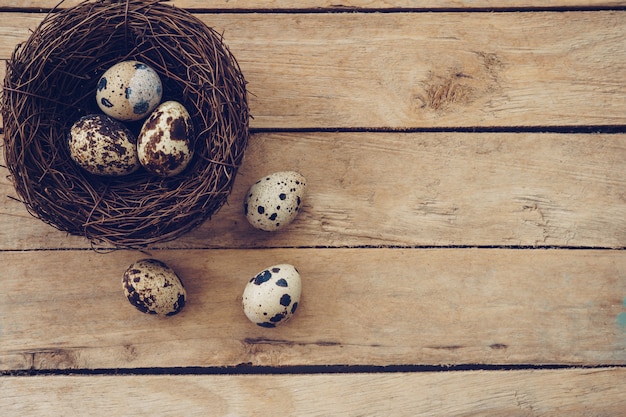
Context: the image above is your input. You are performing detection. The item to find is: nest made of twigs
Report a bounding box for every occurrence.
[2,0,249,248]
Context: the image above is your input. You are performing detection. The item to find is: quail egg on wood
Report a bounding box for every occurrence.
[96,60,162,121]
[137,101,194,177]
[68,114,139,176]
[122,259,187,316]
[242,264,302,328]
[244,171,307,231]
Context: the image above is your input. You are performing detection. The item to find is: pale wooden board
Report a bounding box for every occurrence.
[2,132,625,250]
[2,369,626,416]
[0,5,625,414]
[1,11,625,128]
[2,0,626,9]
[1,248,625,371]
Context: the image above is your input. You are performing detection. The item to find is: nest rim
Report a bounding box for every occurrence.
[2,0,250,248]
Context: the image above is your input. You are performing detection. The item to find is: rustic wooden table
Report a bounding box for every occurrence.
[1,0,625,415]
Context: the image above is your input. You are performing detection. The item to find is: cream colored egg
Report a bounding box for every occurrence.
[96,61,162,121]
[244,171,307,231]
[242,264,302,328]
[122,259,187,316]
[68,114,139,176]
[137,101,194,177]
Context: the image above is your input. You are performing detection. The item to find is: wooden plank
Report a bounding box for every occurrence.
[1,248,624,370]
[1,11,624,128]
[2,369,626,416]
[2,132,625,250]
[2,0,625,10]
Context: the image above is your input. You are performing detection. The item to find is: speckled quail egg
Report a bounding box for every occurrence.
[122,259,187,316]
[244,171,307,231]
[68,114,139,176]
[242,264,302,328]
[96,61,162,121]
[137,101,194,177]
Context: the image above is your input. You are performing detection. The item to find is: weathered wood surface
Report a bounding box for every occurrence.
[1,11,625,128]
[1,2,625,416]
[1,248,625,370]
[1,0,626,9]
[2,132,625,250]
[2,369,626,416]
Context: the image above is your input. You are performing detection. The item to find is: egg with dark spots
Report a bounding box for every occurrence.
[242,264,302,328]
[122,259,187,316]
[137,101,194,177]
[68,114,139,176]
[244,171,307,231]
[96,61,162,121]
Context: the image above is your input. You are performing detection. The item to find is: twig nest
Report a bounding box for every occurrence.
[2,0,249,248]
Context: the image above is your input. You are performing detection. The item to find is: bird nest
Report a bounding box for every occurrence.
[2,0,249,248]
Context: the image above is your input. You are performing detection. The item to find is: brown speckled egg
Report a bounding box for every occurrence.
[122,259,187,316]
[242,263,302,328]
[137,101,194,177]
[68,114,139,176]
[96,61,162,121]
[244,171,307,231]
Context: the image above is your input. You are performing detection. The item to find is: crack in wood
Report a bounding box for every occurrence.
[426,345,465,350]
[243,338,341,347]
[490,343,509,350]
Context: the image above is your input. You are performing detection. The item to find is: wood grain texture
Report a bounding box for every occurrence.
[1,11,625,128]
[1,0,625,9]
[2,369,626,416]
[2,132,625,250]
[0,3,625,414]
[1,248,624,370]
